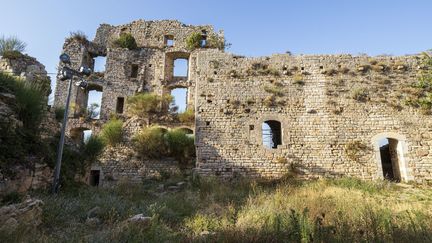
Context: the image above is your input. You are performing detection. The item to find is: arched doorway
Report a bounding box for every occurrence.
[372,133,410,182]
[262,120,282,149]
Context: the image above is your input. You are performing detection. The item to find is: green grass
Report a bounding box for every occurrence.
[1,177,431,242]
[100,118,123,146]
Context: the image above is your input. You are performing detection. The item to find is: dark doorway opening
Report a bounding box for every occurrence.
[262,120,282,149]
[379,138,401,182]
[90,170,100,186]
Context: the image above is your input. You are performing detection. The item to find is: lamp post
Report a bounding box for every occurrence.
[52,53,91,194]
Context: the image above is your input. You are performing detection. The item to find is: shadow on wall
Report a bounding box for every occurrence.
[195,117,346,179]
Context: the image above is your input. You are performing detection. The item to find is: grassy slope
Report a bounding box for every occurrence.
[2,176,432,242]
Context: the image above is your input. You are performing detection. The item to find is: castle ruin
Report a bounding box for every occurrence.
[54,20,432,184]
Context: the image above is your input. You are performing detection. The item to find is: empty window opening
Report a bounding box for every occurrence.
[165,35,174,47]
[174,59,188,77]
[116,97,125,114]
[170,88,187,113]
[262,120,282,149]
[379,138,402,182]
[93,56,106,72]
[200,36,207,47]
[70,128,91,144]
[131,64,139,78]
[87,89,102,119]
[90,170,100,187]
[249,125,255,131]
[83,130,92,144]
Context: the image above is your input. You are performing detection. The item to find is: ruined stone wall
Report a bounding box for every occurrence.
[53,19,432,183]
[194,50,431,182]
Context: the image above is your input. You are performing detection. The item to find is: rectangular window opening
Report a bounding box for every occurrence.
[165,35,174,47]
[131,64,139,78]
[116,97,125,114]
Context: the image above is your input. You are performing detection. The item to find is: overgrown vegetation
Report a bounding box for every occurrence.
[67,31,88,44]
[186,32,228,51]
[54,106,65,122]
[133,127,195,166]
[351,87,368,102]
[133,126,167,159]
[127,92,173,121]
[165,129,195,167]
[0,35,26,59]
[99,118,123,146]
[403,51,432,114]
[178,109,195,124]
[0,73,47,175]
[111,33,138,50]
[2,177,431,242]
[83,135,105,162]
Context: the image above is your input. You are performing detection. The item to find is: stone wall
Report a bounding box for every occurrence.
[193,50,431,182]
[54,19,432,183]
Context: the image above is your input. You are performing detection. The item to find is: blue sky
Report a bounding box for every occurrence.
[1,0,431,108]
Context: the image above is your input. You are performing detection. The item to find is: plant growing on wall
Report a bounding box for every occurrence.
[178,109,195,124]
[127,92,173,121]
[0,35,26,59]
[345,140,368,162]
[165,128,195,167]
[100,118,123,146]
[67,31,88,45]
[111,33,138,50]
[186,32,203,51]
[133,126,168,159]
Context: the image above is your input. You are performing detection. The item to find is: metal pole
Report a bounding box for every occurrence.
[52,76,73,194]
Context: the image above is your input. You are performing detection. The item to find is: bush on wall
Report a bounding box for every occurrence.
[133,126,167,159]
[100,118,123,146]
[111,33,138,50]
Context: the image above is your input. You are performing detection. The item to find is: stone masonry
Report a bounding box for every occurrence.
[54,19,432,184]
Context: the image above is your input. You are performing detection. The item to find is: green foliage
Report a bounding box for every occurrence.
[165,129,195,166]
[83,135,105,162]
[9,177,431,242]
[133,126,167,158]
[127,92,173,119]
[54,106,65,122]
[111,33,138,50]
[178,109,195,124]
[0,73,47,175]
[100,118,123,146]
[1,191,23,206]
[185,32,203,51]
[206,33,230,50]
[0,35,26,56]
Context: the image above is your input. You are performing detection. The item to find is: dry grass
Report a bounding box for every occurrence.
[1,177,431,242]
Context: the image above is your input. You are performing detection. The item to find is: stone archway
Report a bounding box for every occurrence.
[371,132,411,182]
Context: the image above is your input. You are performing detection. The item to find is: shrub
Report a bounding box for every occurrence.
[264,85,284,97]
[67,31,88,44]
[206,33,230,50]
[293,74,304,85]
[178,109,195,124]
[345,140,368,161]
[54,106,65,122]
[165,129,195,166]
[1,191,22,206]
[351,87,368,102]
[111,33,137,50]
[100,118,123,146]
[1,50,23,59]
[263,95,276,107]
[127,92,173,119]
[133,126,167,158]
[186,32,203,51]
[83,135,105,161]
[0,35,26,56]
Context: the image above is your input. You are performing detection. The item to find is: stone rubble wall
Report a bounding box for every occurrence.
[53,19,432,184]
[194,50,431,182]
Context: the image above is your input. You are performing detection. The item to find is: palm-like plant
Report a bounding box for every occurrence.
[0,35,26,55]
